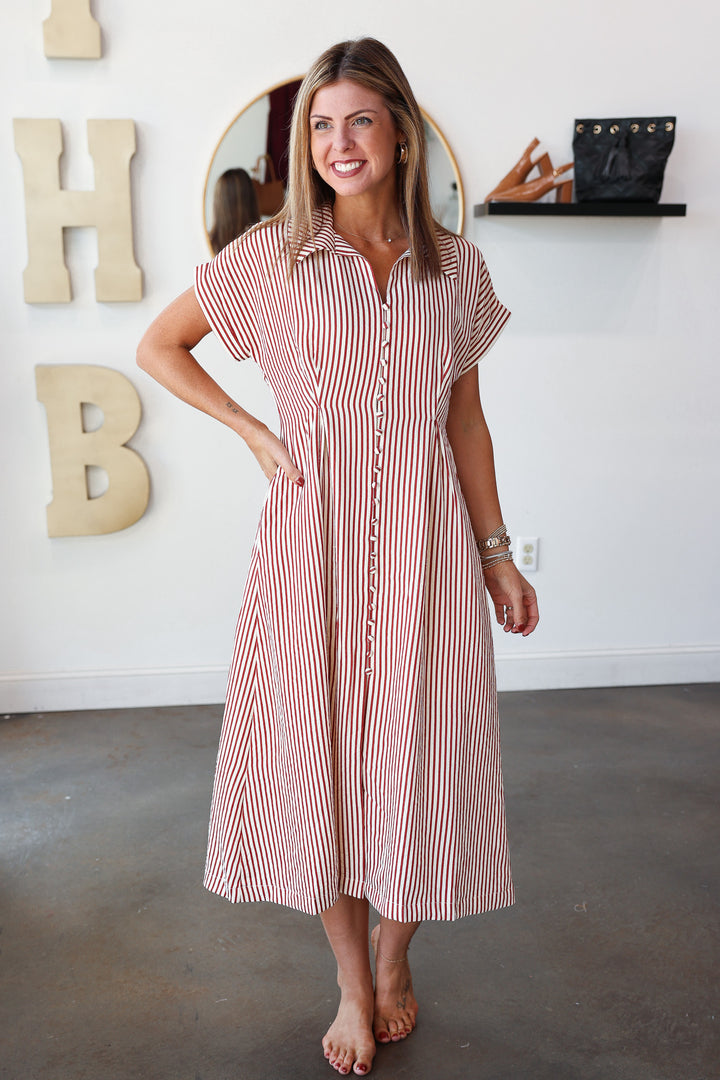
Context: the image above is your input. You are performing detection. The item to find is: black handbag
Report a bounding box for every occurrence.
[572,117,676,202]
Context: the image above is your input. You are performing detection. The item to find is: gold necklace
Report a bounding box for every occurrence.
[336,223,405,245]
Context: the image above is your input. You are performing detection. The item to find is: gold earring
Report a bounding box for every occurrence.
[397,142,409,165]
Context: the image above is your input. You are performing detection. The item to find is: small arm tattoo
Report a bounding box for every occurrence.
[225,402,240,415]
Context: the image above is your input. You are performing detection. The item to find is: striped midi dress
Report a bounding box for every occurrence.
[195,206,513,921]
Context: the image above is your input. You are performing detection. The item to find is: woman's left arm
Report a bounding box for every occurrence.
[446,368,539,637]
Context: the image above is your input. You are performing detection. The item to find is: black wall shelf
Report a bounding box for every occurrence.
[474,202,687,218]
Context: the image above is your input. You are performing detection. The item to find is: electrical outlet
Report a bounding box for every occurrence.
[516,536,539,573]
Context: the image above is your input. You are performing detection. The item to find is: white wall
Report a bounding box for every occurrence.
[2,0,718,711]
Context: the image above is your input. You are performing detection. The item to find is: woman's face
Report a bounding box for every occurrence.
[309,79,403,203]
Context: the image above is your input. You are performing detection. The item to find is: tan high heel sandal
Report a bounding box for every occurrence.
[487,162,574,204]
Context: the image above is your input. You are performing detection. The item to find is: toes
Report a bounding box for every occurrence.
[324,1042,372,1076]
[325,1044,341,1069]
[373,1021,391,1043]
[373,1010,416,1044]
[396,1014,412,1037]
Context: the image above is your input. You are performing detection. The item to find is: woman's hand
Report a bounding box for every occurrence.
[482,560,539,636]
[244,422,304,485]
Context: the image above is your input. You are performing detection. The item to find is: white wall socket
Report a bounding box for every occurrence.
[516,536,539,573]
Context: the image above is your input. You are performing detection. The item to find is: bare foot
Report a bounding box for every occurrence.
[370,925,419,1044]
[322,980,376,1076]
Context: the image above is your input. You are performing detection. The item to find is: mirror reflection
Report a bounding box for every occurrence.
[203,78,465,253]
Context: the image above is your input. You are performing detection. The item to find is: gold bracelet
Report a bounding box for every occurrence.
[481,550,514,568]
[478,534,511,551]
[477,524,511,552]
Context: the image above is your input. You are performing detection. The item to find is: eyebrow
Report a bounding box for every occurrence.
[310,109,380,121]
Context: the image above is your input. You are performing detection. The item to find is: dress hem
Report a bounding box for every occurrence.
[204,875,515,922]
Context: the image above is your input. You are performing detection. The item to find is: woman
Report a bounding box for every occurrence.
[208,167,260,254]
[138,37,538,1078]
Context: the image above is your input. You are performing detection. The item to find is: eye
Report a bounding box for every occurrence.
[352,115,371,127]
[312,120,331,131]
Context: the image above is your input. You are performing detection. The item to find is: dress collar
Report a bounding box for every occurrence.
[294,204,458,278]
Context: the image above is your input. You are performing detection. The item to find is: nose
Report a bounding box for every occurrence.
[333,124,354,152]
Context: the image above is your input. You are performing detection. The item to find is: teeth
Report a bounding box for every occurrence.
[335,161,361,173]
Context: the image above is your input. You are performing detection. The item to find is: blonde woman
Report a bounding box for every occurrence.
[138,37,538,1077]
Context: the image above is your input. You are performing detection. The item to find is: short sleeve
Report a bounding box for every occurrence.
[194,239,261,363]
[453,256,511,382]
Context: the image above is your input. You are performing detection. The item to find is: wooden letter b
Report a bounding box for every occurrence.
[36,365,150,537]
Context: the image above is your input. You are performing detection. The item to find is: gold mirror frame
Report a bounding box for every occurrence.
[203,77,465,253]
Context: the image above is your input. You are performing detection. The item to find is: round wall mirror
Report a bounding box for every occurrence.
[203,77,465,254]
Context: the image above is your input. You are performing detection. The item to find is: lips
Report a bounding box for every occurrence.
[331,160,365,177]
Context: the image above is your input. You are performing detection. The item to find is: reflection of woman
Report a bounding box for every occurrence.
[138,37,538,1077]
[208,167,260,254]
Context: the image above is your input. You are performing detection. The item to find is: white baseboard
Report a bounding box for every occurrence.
[494,644,720,692]
[0,665,229,714]
[1,647,718,714]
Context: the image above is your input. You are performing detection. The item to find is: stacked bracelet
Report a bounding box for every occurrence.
[476,524,511,552]
[481,550,514,569]
[477,524,514,569]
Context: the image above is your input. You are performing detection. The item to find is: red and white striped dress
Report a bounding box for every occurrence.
[195,206,513,921]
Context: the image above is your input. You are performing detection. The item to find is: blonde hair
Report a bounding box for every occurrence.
[270,38,443,280]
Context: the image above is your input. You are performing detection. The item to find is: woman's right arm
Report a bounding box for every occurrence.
[136,287,303,482]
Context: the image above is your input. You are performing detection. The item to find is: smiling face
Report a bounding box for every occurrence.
[309,79,404,203]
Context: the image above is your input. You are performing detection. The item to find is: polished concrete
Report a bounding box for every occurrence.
[1,684,718,1080]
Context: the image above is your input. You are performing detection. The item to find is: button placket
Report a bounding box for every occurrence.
[365,306,390,676]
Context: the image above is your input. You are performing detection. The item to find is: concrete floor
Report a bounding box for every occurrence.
[1,684,717,1080]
